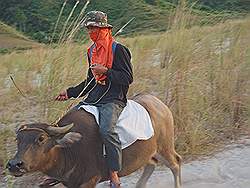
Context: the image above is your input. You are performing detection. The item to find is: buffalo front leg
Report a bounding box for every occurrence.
[80,176,101,188]
[136,159,157,188]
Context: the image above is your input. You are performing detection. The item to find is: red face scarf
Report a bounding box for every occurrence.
[87,28,114,81]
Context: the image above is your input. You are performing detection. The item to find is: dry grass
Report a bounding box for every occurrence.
[0,5,250,162]
[123,16,250,157]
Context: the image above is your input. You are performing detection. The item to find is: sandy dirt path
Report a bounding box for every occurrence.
[114,137,250,188]
[1,137,249,188]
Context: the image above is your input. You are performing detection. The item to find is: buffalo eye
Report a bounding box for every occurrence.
[37,134,47,144]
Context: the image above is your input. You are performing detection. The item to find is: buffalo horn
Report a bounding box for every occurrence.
[47,123,74,136]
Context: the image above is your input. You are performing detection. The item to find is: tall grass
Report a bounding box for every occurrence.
[0,2,249,160]
[125,2,250,156]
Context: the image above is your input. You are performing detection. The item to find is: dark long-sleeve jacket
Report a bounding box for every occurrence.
[67,43,133,105]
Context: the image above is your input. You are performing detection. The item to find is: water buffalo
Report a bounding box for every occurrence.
[7,94,182,188]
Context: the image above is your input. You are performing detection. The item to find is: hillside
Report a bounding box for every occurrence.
[0,21,40,52]
[0,0,248,43]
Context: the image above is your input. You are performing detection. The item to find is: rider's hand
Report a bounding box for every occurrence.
[55,90,69,101]
[90,64,108,75]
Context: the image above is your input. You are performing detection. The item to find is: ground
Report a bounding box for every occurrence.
[1,135,250,188]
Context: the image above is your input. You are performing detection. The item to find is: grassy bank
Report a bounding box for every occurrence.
[0,16,250,164]
[0,21,41,54]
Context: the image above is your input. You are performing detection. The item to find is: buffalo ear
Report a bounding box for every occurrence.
[56,132,82,147]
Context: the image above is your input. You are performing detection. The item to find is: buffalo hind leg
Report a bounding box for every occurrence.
[135,159,157,188]
[154,152,182,188]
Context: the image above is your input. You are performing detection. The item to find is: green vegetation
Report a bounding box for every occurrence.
[196,0,250,11]
[0,0,249,43]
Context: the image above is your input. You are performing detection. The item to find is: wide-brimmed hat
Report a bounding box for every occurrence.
[82,11,113,28]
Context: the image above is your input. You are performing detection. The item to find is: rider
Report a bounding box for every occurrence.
[55,11,133,187]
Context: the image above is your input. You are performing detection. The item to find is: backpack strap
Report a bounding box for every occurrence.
[112,41,117,55]
[88,41,117,60]
[88,43,96,60]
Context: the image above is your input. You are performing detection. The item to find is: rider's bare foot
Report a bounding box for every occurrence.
[109,171,121,188]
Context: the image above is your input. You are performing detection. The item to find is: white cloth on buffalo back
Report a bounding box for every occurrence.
[78,100,154,149]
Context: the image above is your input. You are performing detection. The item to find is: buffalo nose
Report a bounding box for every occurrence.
[7,159,24,172]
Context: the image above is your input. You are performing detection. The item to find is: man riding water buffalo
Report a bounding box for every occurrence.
[7,10,182,188]
[55,10,133,188]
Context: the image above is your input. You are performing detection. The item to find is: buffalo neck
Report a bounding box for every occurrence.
[44,146,68,181]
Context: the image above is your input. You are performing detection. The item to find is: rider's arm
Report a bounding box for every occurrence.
[66,68,95,98]
[106,44,133,85]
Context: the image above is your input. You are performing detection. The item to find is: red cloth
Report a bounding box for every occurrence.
[88,28,114,81]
